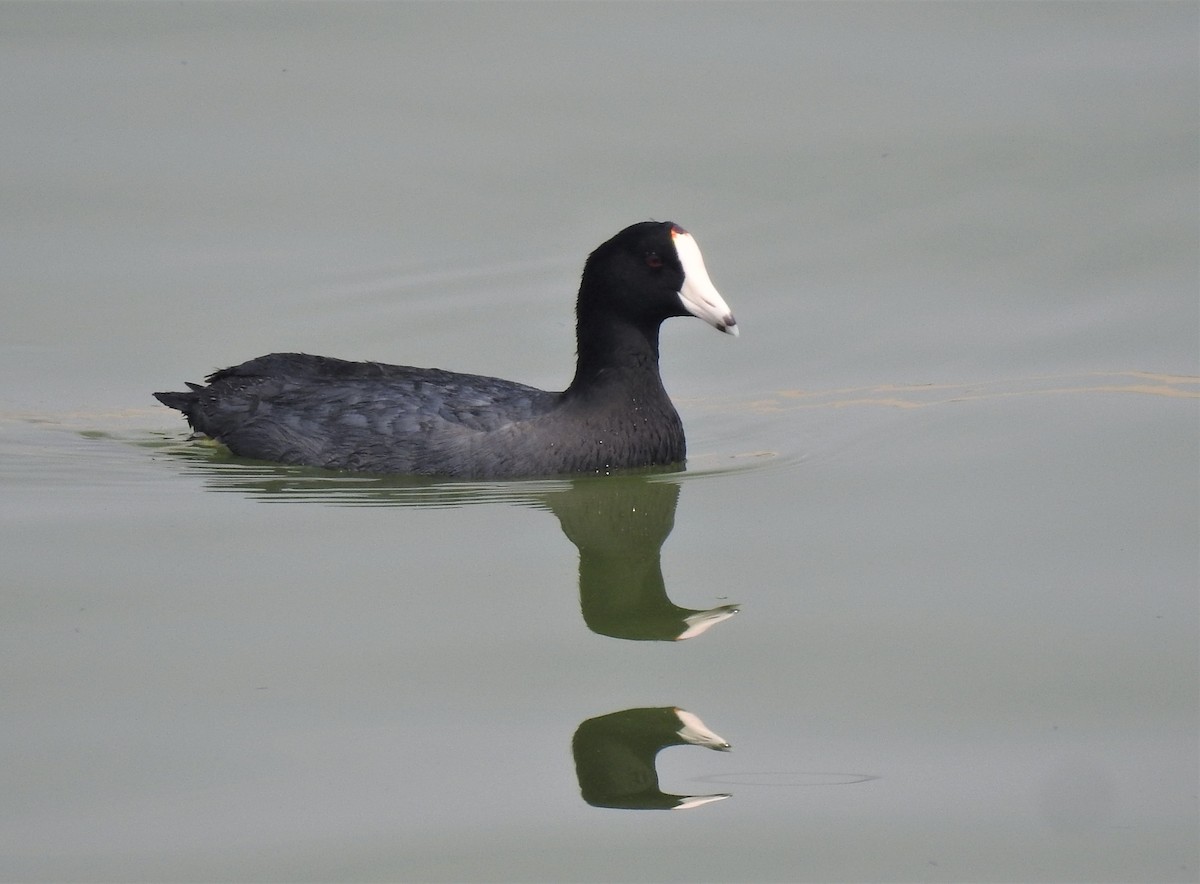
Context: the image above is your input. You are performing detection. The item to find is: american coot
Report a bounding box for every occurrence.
[154,221,737,479]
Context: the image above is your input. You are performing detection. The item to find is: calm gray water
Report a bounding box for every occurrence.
[2,3,1197,882]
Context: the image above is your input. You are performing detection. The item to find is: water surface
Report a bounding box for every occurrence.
[2,3,1197,882]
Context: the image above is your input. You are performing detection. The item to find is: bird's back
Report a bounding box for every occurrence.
[156,353,561,475]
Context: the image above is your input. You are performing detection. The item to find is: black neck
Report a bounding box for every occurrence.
[566,309,664,397]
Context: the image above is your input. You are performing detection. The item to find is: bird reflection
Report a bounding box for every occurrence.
[572,707,732,810]
[538,478,739,641]
[148,440,738,640]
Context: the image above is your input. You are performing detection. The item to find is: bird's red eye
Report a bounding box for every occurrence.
[645,251,663,269]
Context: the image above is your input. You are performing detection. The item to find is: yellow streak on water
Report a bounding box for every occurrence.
[737,372,1199,414]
